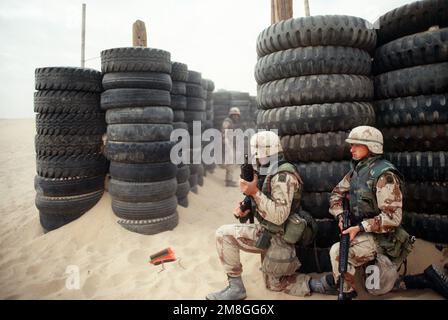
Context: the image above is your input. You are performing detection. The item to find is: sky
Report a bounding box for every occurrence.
[0,0,414,118]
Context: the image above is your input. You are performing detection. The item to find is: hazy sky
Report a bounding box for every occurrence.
[0,0,413,118]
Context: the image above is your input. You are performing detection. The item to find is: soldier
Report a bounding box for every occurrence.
[222,107,242,187]
[206,131,330,300]
[314,125,448,299]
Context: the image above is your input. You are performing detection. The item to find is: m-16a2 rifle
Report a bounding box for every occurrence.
[235,154,256,224]
[338,195,351,300]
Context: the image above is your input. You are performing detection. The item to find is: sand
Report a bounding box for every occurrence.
[0,119,445,300]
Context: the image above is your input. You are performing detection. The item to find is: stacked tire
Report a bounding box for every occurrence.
[171,62,190,208]
[212,90,231,129]
[373,0,448,244]
[204,79,216,174]
[101,47,178,235]
[255,15,377,272]
[186,70,206,194]
[34,67,107,231]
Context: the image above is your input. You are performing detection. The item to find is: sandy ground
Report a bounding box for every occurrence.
[0,119,445,300]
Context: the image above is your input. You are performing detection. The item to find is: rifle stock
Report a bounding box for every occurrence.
[338,196,350,300]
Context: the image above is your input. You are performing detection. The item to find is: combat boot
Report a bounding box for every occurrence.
[206,275,247,300]
[309,274,338,295]
[402,273,432,290]
[424,264,448,299]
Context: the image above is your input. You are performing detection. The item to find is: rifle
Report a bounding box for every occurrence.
[235,154,255,224]
[338,195,351,300]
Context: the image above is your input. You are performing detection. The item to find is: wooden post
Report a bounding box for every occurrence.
[271,0,293,24]
[133,20,147,47]
[81,3,86,67]
[304,0,311,17]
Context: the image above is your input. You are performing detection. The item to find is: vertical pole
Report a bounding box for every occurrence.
[304,0,311,17]
[133,20,147,47]
[271,0,293,24]
[81,3,86,67]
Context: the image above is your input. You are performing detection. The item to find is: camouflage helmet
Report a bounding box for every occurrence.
[250,131,282,159]
[345,126,383,154]
[229,107,241,116]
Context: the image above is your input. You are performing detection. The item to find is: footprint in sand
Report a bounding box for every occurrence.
[82,274,101,299]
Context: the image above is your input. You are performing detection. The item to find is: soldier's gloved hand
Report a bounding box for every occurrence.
[342,225,361,242]
[239,175,258,196]
[234,205,250,218]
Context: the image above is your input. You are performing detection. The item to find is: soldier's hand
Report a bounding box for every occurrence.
[240,175,258,196]
[342,226,361,242]
[338,216,343,232]
[234,205,250,218]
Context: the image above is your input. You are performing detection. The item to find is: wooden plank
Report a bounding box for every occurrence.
[133,20,147,47]
[271,0,293,24]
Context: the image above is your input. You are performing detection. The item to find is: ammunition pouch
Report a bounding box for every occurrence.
[261,236,300,276]
[375,226,415,265]
[283,213,307,245]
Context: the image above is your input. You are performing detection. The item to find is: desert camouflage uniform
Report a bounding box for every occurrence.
[215,170,312,296]
[329,156,403,293]
[222,117,238,182]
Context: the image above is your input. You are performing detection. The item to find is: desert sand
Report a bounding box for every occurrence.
[0,119,445,300]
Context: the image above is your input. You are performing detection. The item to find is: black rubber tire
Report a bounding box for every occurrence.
[35,67,102,92]
[101,89,170,110]
[109,161,177,182]
[34,91,101,114]
[117,211,179,235]
[282,131,350,162]
[189,173,198,188]
[374,28,448,74]
[197,164,204,186]
[375,0,448,46]
[177,196,189,208]
[206,79,215,91]
[36,190,104,231]
[34,175,105,197]
[171,94,187,110]
[105,141,174,163]
[296,161,351,192]
[35,134,103,156]
[105,106,173,124]
[36,154,108,179]
[374,94,448,127]
[301,192,332,219]
[187,97,206,111]
[385,151,448,182]
[173,122,188,131]
[35,112,105,136]
[102,72,172,91]
[258,75,373,109]
[184,110,206,122]
[186,83,205,98]
[296,246,332,273]
[172,81,186,95]
[176,181,190,199]
[107,124,172,142]
[112,196,177,220]
[101,47,171,73]
[402,212,448,244]
[187,70,202,84]
[255,46,371,84]
[315,219,340,248]
[382,124,448,152]
[109,178,177,202]
[176,165,190,183]
[256,15,376,57]
[172,62,188,81]
[374,62,448,99]
[173,110,185,122]
[257,102,375,135]
[405,182,448,214]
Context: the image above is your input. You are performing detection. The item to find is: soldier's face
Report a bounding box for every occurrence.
[350,144,369,160]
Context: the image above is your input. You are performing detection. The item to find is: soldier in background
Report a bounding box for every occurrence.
[222,107,241,187]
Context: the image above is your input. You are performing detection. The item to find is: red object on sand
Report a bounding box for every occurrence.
[149,247,176,265]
